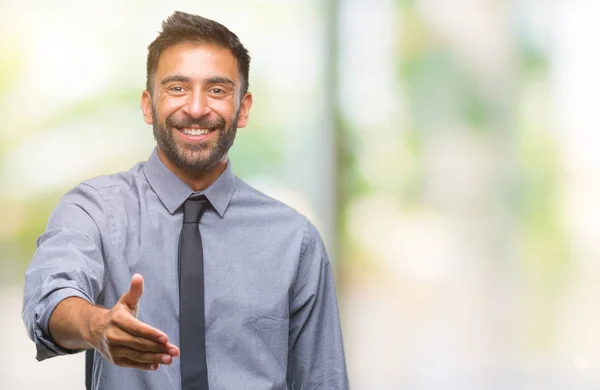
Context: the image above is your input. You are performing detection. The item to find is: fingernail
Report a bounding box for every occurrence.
[168,348,178,356]
[161,355,171,364]
[151,364,158,370]
[158,336,167,344]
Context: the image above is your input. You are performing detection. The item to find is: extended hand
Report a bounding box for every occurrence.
[88,274,179,370]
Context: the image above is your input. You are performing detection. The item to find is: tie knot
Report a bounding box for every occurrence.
[183,195,207,223]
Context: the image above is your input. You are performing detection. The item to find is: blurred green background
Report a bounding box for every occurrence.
[2,0,599,388]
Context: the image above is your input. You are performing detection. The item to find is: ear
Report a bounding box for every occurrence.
[140,90,153,125]
[236,92,253,129]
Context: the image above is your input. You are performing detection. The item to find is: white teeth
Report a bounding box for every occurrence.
[182,128,210,136]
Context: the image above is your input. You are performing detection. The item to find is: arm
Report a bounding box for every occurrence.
[22,184,178,369]
[287,219,349,389]
[49,275,179,370]
[48,296,102,352]
[22,184,106,361]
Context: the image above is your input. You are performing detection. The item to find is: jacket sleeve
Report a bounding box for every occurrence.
[21,183,106,361]
[287,218,349,389]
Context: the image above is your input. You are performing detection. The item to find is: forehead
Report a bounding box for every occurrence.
[156,42,239,84]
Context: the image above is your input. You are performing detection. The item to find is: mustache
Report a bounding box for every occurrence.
[166,114,225,130]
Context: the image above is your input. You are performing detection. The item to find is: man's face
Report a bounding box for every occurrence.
[141,42,252,172]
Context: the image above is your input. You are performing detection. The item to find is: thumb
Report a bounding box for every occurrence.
[120,273,144,311]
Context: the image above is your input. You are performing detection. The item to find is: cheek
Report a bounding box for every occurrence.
[158,99,186,119]
[210,101,237,122]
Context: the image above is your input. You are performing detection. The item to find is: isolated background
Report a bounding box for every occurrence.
[1,0,599,389]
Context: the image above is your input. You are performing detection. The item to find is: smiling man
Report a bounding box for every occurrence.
[22,11,349,390]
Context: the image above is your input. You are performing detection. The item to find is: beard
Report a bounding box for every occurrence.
[152,105,240,172]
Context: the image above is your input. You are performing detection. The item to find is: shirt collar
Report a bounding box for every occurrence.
[143,148,236,217]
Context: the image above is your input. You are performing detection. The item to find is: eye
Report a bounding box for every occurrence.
[169,86,185,93]
[210,88,224,94]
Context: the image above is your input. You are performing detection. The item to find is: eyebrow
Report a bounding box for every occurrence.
[160,75,191,86]
[160,75,235,87]
[206,76,234,86]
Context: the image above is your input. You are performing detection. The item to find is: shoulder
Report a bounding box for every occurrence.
[232,176,309,224]
[51,161,146,226]
[231,178,329,275]
[80,161,145,195]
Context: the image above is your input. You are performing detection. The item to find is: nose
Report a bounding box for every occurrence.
[182,90,210,119]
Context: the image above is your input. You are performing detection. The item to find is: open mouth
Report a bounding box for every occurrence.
[174,127,218,141]
[178,127,216,136]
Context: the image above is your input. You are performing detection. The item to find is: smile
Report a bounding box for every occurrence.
[175,127,218,141]
[180,128,214,136]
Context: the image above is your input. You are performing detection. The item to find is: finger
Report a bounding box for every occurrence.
[111,346,173,365]
[166,343,180,357]
[113,356,158,371]
[106,326,172,354]
[112,311,168,344]
[120,274,144,311]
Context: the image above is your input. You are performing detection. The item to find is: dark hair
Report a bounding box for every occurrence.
[146,11,250,97]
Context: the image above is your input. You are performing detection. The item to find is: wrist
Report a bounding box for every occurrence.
[81,304,108,349]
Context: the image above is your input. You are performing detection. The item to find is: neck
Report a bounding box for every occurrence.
[157,148,228,192]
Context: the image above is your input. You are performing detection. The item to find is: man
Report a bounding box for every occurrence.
[22,11,348,390]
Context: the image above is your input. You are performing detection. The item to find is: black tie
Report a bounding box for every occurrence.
[179,195,209,390]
